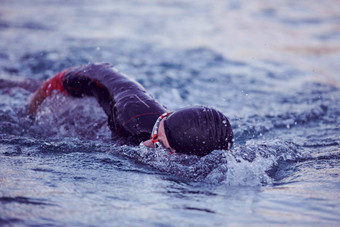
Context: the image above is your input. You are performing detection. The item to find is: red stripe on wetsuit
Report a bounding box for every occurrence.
[42,70,69,96]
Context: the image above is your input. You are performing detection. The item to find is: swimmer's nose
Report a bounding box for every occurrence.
[143,139,155,148]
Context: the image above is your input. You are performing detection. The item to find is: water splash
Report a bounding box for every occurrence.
[115,139,306,186]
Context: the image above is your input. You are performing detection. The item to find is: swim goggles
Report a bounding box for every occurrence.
[151,112,171,149]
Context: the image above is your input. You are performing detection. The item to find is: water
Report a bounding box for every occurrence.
[1,0,340,226]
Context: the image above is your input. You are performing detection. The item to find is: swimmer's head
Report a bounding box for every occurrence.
[164,106,233,156]
[144,107,234,156]
[144,106,233,156]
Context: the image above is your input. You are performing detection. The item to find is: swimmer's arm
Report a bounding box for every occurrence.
[28,64,113,117]
[61,63,160,116]
[61,65,113,117]
[27,71,68,116]
[28,63,135,117]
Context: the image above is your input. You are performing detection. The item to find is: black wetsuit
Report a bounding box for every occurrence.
[56,63,167,144]
[39,62,233,155]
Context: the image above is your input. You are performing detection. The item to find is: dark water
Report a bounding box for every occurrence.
[1,0,340,226]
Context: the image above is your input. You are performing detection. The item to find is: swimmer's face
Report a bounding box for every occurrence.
[143,118,176,153]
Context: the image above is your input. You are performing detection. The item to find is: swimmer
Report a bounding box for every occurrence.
[28,63,233,156]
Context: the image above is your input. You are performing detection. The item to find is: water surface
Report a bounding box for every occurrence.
[0,0,340,226]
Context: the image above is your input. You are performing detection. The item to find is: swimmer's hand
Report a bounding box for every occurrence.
[27,87,47,118]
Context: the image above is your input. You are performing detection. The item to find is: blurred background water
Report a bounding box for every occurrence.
[0,0,339,226]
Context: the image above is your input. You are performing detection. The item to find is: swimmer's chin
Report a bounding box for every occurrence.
[139,142,168,152]
[139,141,152,150]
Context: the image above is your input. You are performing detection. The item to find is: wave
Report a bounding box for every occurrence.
[118,139,306,186]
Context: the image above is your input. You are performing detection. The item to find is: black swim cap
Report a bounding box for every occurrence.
[163,106,233,156]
